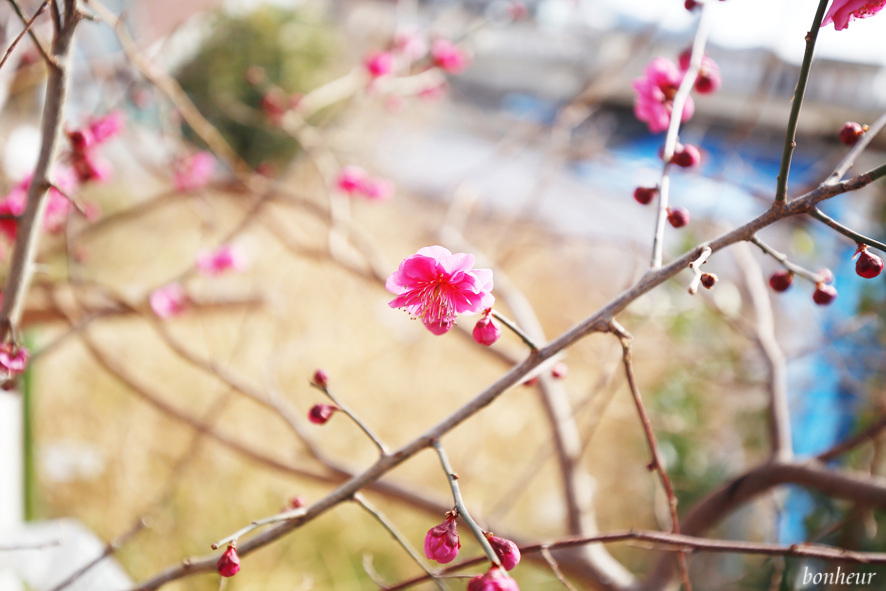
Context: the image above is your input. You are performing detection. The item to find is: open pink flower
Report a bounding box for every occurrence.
[424,514,461,563]
[633,57,695,133]
[822,0,885,30]
[150,283,188,318]
[386,246,494,335]
[467,566,520,591]
[174,152,216,192]
[197,244,248,276]
[431,40,470,74]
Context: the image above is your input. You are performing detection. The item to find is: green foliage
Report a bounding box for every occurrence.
[175,6,336,168]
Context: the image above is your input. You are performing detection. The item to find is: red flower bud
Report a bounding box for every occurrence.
[217,543,241,577]
[839,121,864,146]
[308,403,337,424]
[813,283,838,306]
[671,143,701,168]
[768,270,793,293]
[700,272,718,289]
[855,247,883,279]
[667,207,690,228]
[633,186,658,205]
[313,369,329,388]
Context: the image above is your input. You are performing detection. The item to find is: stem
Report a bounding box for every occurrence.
[609,321,692,591]
[651,2,713,269]
[431,440,500,567]
[210,507,307,550]
[311,382,390,456]
[749,235,826,283]
[0,5,77,339]
[809,207,886,253]
[686,246,712,295]
[490,309,539,350]
[774,0,830,203]
[0,0,49,71]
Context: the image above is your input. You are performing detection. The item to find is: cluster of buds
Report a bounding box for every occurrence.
[769,268,838,306]
[308,369,339,425]
[65,111,124,183]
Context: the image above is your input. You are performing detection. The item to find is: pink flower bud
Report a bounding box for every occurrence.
[855,246,883,278]
[313,369,329,388]
[486,534,521,571]
[361,177,395,201]
[424,514,460,563]
[633,186,657,205]
[671,143,701,168]
[174,152,216,192]
[817,268,835,284]
[88,111,124,144]
[308,403,338,425]
[217,543,240,577]
[813,283,838,306]
[467,566,520,591]
[666,207,690,228]
[473,313,501,346]
[365,51,394,78]
[288,495,306,509]
[508,2,529,19]
[769,270,793,292]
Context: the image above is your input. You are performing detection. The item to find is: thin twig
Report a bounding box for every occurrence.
[609,320,692,591]
[490,309,539,350]
[774,0,830,202]
[826,112,886,185]
[809,207,886,253]
[5,0,54,66]
[650,2,713,269]
[0,0,49,71]
[818,416,886,463]
[210,508,307,550]
[432,440,500,567]
[311,380,390,456]
[749,235,827,283]
[686,246,712,295]
[540,546,580,591]
[48,518,147,591]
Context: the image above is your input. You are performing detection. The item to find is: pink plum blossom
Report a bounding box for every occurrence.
[677,50,721,94]
[88,111,124,143]
[197,244,248,276]
[174,152,216,192]
[431,39,470,74]
[364,51,394,78]
[150,283,188,318]
[633,57,695,134]
[467,566,520,591]
[65,111,123,183]
[71,151,113,183]
[424,514,461,563]
[0,343,29,375]
[391,29,428,62]
[386,246,494,335]
[822,0,886,30]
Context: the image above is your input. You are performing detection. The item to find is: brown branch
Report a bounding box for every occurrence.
[609,321,692,591]
[0,0,49,72]
[818,416,886,463]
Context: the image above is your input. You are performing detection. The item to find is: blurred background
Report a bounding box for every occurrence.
[0,0,884,589]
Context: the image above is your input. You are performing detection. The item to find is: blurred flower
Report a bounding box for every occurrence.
[769,270,794,292]
[217,543,240,577]
[424,514,460,563]
[813,283,838,305]
[467,566,520,590]
[360,177,395,201]
[150,283,188,318]
[0,168,80,241]
[431,40,470,74]
[633,186,657,205]
[336,166,368,195]
[197,244,248,276]
[71,151,112,183]
[633,57,695,133]
[551,361,568,379]
[66,112,123,184]
[472,311,501,346]
[0,343,29,375]
[678,50,721,94]
[386,246,494,335]
[88,111,124,144]
[671,143,701,168]
[486,534,521,571]
[391,29,428,62]
[839,121,865,145]
[667,207,690,228]
[174,152,216,192]
[312,369,329,388]
[365,51,394,78]
[822,0,886,30]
